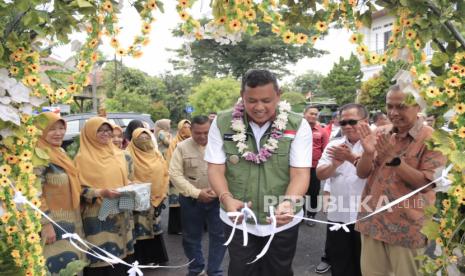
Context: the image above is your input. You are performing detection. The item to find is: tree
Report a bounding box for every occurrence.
[102,62,167,101]
[161,73,196,123]
[280,91,306,113]
[189,77,240,115]
[105,88,171,121]
[291,70,325,97]
[170,22,326,80]
[358,60,407,112]
[320,54,362,105]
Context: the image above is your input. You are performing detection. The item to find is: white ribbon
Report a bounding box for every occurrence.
[128,261,143,276]
[247,206,276,264]
[291,167,454,232]
[434,164,454,192]
[241,205,258,246]
[224,212,241,246]
[329,223,350,232]
[224,202,258,247]
[13,191,27,205]
[8,184,192,275]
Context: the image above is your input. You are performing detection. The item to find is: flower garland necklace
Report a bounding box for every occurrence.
[231,99,291,164]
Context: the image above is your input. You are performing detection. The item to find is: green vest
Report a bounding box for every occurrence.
[217,109,304,224]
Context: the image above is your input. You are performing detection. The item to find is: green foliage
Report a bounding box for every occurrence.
[0,0,96,66]
[150,101,171,122]
[0,243,24,276]
[358,60,407,112]
[189,77,240,115]
[102,62,167,101]
[101,63,194,123]
[290,70,325,97]
[281,91,306,113]
[160,73,196,123]
[105,88,170,122]
[320,54,362,105]
[170,22,326,80]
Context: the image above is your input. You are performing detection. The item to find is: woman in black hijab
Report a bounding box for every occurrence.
[123,120,145,149]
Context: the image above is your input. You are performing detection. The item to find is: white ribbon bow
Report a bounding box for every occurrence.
[329,223,350,232]
[13,191,27,204]
[224,203,257,246]
[434,164,454,192]
[128,261,143,276]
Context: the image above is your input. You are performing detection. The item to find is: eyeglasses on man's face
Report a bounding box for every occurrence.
[339,119,360,126]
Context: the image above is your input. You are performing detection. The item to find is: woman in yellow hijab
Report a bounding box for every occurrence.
[165,119,191,234]
[127,128,169,265]
[74,117,135,275]
[35,112,86,275]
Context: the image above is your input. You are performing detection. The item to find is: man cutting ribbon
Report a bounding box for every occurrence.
[205,69,312,276]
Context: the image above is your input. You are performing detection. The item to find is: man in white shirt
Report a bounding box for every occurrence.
[206,69,312,276]
[316,103,368,276]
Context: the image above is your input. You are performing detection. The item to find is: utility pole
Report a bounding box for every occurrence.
[92,67,98,112]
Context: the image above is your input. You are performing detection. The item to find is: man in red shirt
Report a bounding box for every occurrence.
[304,106,329,224]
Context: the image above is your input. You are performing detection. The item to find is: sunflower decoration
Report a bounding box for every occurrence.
[245,9,256,21]
[179,11,190,21]
[356,45,368,54]
[433,100,445,107]
[142,22,152,34]
[102,1,113,12]
[282,31,295,44]
[229,19,242,32]
[405,30,416,40]
[369,53,379,64]
[349,34,359,43]
[315,21,328,32]
[454,102,465,114]
[445,76,461,87]
[296,33,308,44]
[216,16,227,25]
[445,88,455,98]
[425,86,440,98]
[9,66,19,75]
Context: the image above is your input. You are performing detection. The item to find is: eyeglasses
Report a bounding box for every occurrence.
[97,128,113,135]
[339,119,359,126]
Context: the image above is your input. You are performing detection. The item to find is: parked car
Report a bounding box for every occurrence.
[62,112,155,148]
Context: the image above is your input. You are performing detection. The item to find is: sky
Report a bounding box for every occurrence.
[53,2,356,82]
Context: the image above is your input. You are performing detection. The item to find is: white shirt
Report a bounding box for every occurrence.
[318,136,366,223]
[205,118,312,167]
[205,117,312,236]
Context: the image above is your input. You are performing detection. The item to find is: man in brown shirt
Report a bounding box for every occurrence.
[169,115,226,276]
[355,84,446,275]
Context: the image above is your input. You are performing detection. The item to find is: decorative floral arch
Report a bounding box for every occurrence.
[0,0,464,274]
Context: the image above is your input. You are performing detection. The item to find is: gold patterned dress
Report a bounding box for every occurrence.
[75,117,135,275]
[37,164,86,275]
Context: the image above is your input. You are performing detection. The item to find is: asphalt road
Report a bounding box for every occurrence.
[145,205,330,276]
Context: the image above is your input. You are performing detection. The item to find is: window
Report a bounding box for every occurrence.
[384,30,392,50]
[66,120,80,135]
[121,119,133,128]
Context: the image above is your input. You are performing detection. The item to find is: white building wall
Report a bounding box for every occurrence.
[359,13,433,81]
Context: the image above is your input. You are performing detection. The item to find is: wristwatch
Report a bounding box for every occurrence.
[385,157,401,167]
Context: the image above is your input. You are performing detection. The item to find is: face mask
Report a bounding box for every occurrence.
[134,137,154,152]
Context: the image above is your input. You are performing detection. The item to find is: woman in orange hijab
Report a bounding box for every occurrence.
[35,112,86,275]
[165,119,191,234]
[75,117,135,275]
[127,128,170,265]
